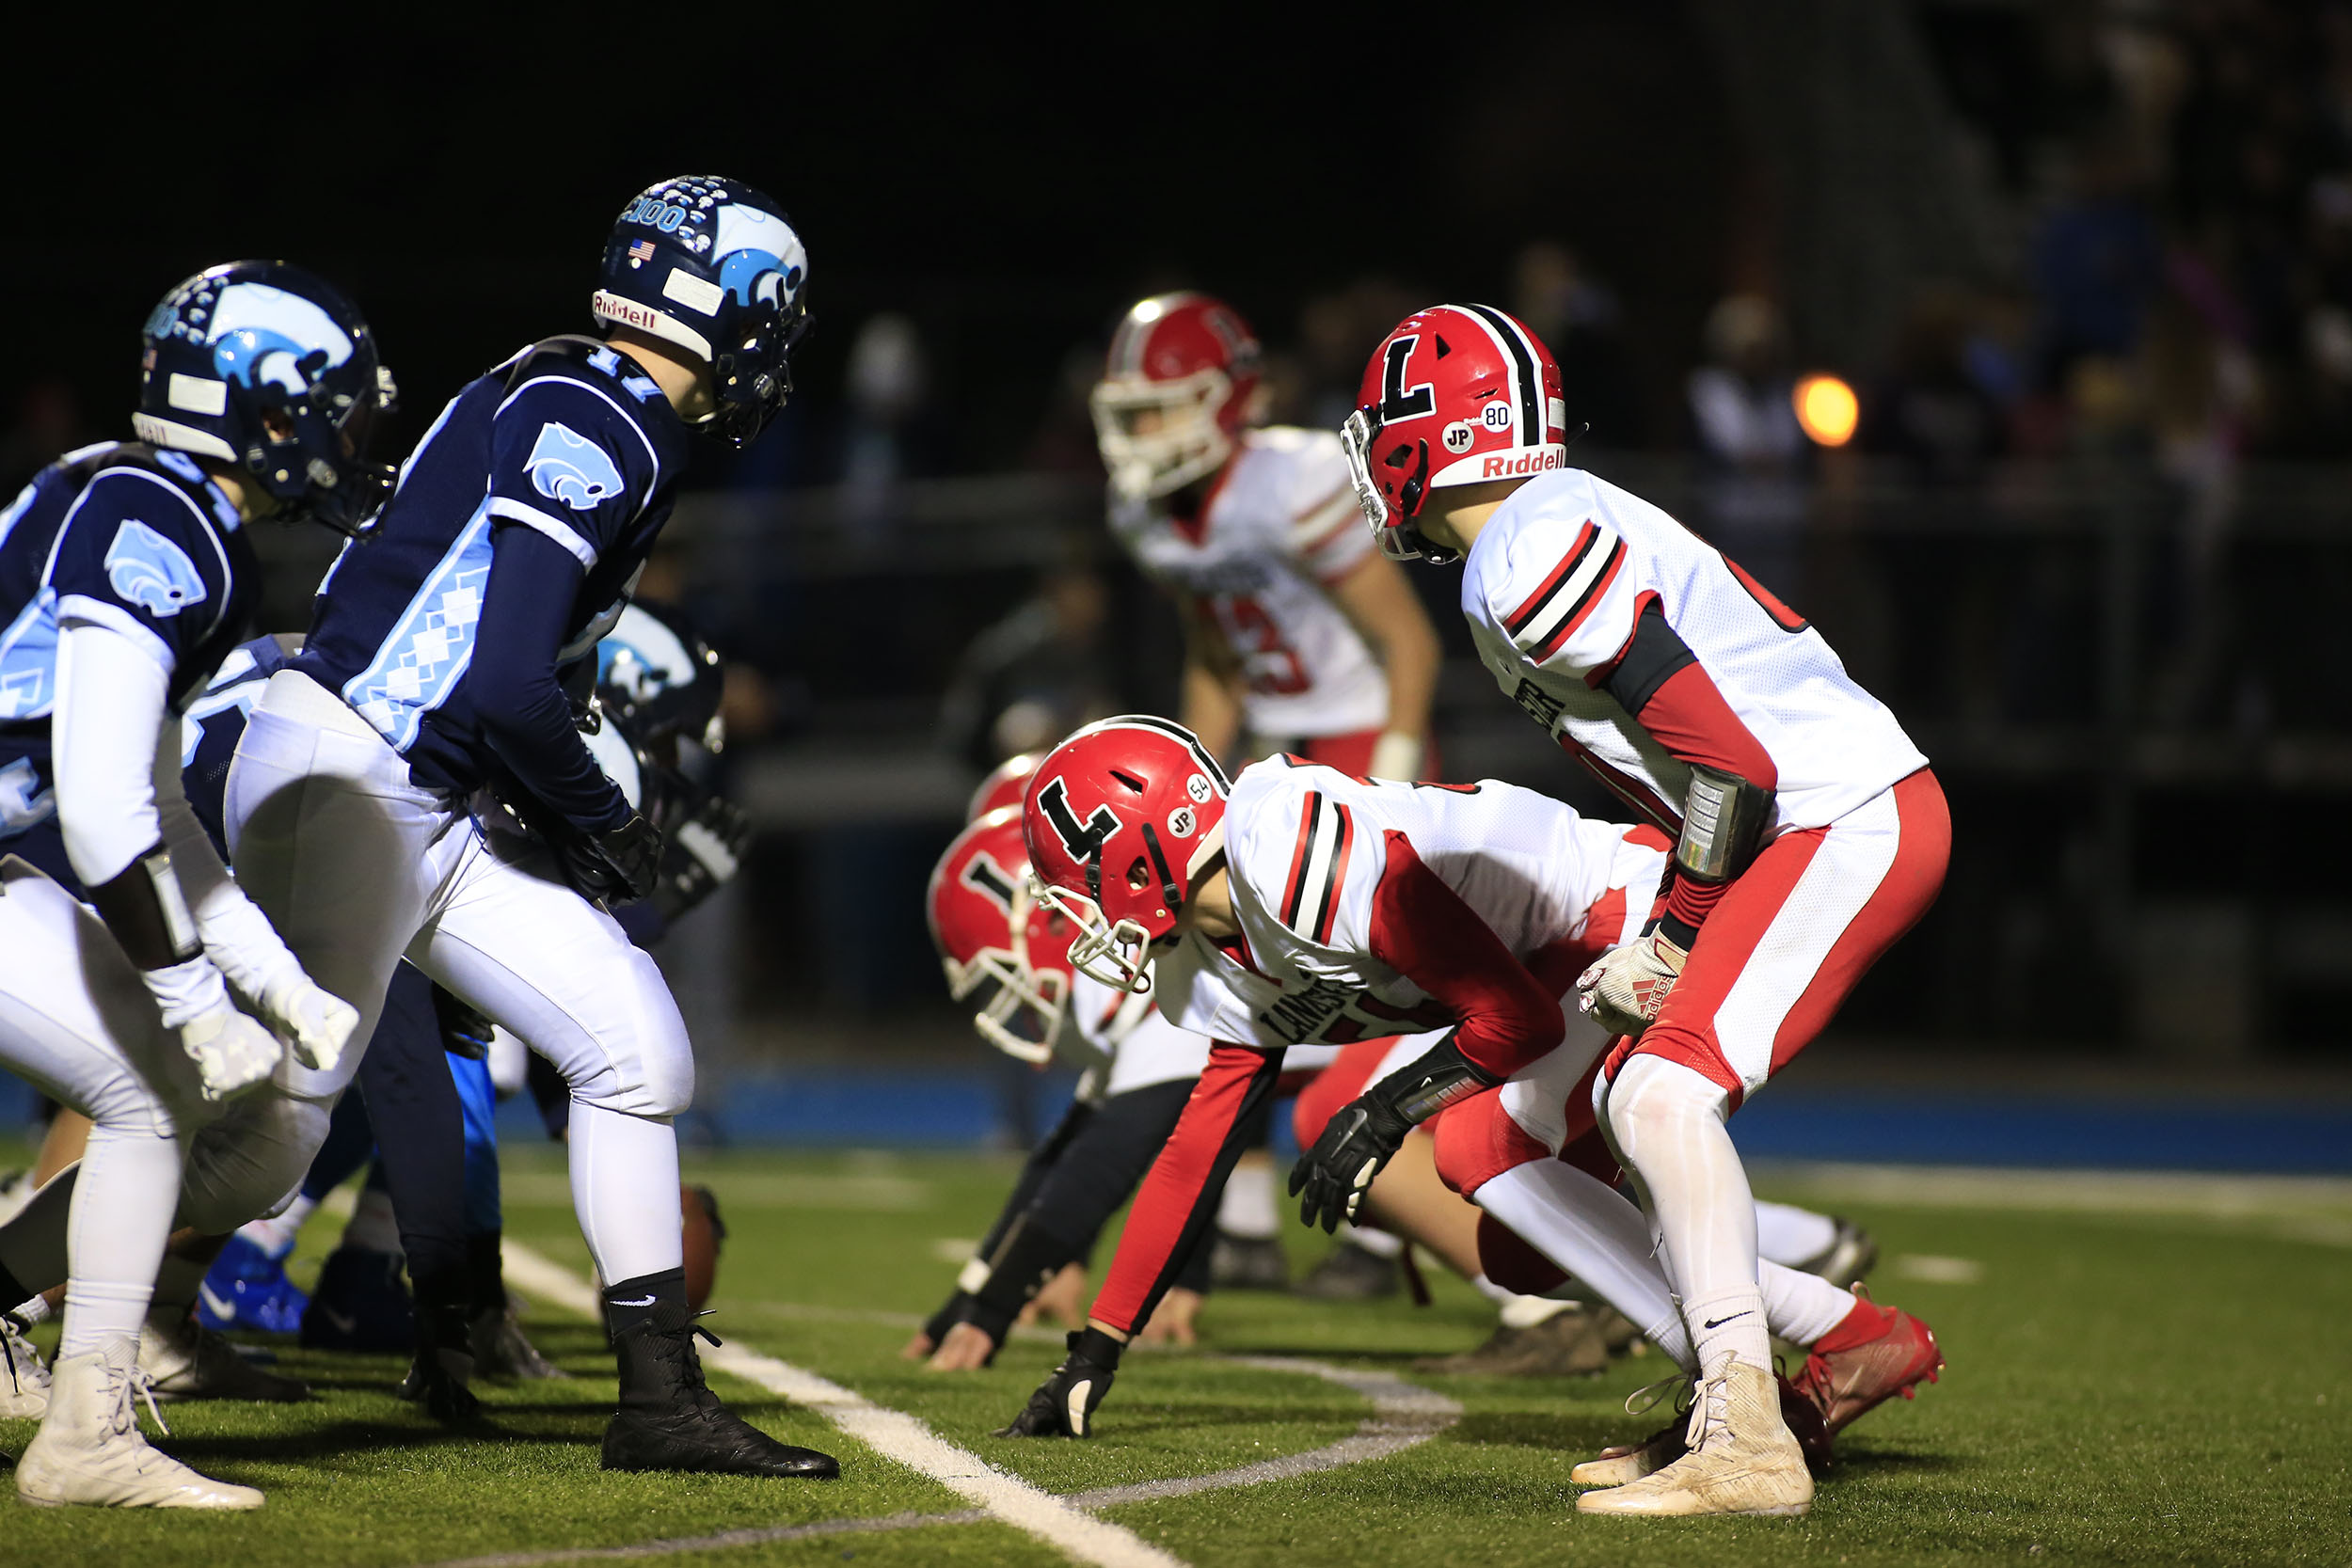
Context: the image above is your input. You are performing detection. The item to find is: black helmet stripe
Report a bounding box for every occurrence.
[1089,714,1230,792]
[1459,303,1542,450]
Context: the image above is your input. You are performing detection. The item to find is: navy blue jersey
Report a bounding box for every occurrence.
[0,441,258,853]
[294,336,686,804]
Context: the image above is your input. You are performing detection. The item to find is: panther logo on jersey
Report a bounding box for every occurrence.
[524,422,626,511]
[103,520,208,617]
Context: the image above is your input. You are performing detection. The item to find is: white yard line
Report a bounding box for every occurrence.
[495,1242,1184,1568]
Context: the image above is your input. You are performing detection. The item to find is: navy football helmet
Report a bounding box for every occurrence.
[591,176,810,448]
[133,261,398,535]
[596,600,725,752]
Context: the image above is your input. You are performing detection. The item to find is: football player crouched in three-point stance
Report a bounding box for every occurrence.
[0,263,389,1507]
[0,177,834,1481]
[996,721,1937,1484]
[1095,298,1445,1288]
[1332,303,1950,1516]
[933,758,1874,1378]
[911,797,1232,1366]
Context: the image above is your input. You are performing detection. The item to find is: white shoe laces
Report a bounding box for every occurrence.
[98,1355,171,1439]
[1683,1367,1735,1453]
[1624,1372,1692,1420]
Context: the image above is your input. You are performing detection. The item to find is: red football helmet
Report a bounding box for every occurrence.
[967,752,1043,823]
[1341,304,1570,562]
[1021,715,1230,993]
[1091,293,1263,502]
[927,806,1083,1064]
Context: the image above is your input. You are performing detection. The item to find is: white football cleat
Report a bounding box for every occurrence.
[1,1309,51,1418]
[1576,1360,1813,1518]
[16,1343,262,1509]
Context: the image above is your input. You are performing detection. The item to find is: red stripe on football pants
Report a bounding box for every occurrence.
[1606,768,1950,1106]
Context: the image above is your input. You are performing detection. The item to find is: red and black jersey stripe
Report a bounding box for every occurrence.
[1279,790,1357,943]
[1503,521,1627,664]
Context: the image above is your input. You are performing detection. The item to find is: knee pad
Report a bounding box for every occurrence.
[176,1093,330,1235]
[1604,1053,1728,1163]
[1475,1211,1568,1297]
[1431,1091,1550,1197]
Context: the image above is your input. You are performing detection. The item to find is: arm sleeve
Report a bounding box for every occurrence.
[53,619,172,887]
[1087,1042,1286,1337]
[470,524,631,833]
[1285,460,1375,586]
[1604,654,1779,935]
[154,720,308,1003]
[1365,832,1565,1079]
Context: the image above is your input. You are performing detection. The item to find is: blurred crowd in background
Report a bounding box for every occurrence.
[5,0,2348,1090]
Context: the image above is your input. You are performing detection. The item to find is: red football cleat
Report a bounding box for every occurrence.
[1791,1294,1943,1434]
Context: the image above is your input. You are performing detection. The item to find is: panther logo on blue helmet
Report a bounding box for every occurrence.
[132,261,398,537]
[590,176,810,449]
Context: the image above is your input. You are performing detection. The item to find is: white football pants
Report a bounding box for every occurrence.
[222,669,692,1286]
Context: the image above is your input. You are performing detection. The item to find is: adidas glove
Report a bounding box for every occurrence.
[996,1327,1122,1438]
[1576,929,1688,1037]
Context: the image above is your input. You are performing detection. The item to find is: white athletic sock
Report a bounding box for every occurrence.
[1338,1222,1402,1259]
[1606,1055,1772,1372]
[341,1185,403,1258]
[1470,1161,1693,1370]
[240,1194,319,1259]
[1216,1154,1279,1240]
[1470,1273,1515,1305]
[9,1294,50,1326]
[568,1101,683,1285]
[57,1127,180,1360]
[1754,1201,1838,1269]
[1761,1260,1856,1346]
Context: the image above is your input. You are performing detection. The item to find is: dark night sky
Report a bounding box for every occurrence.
[10,8,1738,473]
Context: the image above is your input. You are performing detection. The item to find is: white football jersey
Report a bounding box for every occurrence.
[1152,757,1666,1053]
[1056,971,1214,1097]
[1460,468,1927,832]
[1109,427,1388,739]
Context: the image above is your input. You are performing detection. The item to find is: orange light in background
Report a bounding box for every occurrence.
[1793,373,1859,447]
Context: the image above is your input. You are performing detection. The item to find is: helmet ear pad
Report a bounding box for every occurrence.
[1393,437,1432,520]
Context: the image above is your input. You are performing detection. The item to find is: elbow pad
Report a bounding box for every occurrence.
[86,842,201,972]
[1675,764,1773,885]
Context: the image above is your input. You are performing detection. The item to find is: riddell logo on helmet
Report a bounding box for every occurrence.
[591,291,661,332]
[1480,448,1566,479]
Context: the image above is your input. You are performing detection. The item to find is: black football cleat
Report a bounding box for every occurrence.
[602,1307,838,1479]
[399,1347,487,1426]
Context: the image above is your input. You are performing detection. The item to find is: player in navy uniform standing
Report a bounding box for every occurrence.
[0,262,385,1507]
[221,177,836,1478]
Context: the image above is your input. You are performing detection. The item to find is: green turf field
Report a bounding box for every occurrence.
[2,1145,2346,1568]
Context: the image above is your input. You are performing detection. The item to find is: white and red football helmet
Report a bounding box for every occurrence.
[967,752,1043,823]
[927,806,1083,1064]
[1021,716,1231,993]
[1341,304,1571,562]
[1090,293,1263,502]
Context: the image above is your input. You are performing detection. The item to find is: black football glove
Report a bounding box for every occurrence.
[995,1327,1122,1438]
[561,810,664,905]
[652,792,751,923]
[1288,1032,1502,1233]
[430,984,497,1060]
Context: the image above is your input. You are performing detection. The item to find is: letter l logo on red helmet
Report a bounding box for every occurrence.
[1340,304,1569,564]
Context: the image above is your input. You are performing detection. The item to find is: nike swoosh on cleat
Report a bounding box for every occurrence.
[611,1295,658,1307]
[320,1307,358,1335]
[199,1285,236,1321]
[1702,1311,1753,1329]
